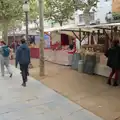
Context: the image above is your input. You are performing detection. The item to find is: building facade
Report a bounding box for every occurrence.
[75,0,112,25]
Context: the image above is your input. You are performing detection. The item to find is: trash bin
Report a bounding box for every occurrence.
[71,53,81,70]
[68,54,73,66]
[78,60,84,72]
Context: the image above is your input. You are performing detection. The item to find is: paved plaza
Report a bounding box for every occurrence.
[0,66,103,120]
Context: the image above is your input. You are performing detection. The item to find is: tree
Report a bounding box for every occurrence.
[0,0,39,43]
[0,0,23,43]
[44,0,74,26]
[29,0,39,28]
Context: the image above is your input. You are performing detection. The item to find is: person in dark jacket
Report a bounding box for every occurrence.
[105,40,120,86]
[16,39,30,87]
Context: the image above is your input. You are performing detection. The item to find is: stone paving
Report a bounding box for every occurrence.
[0,66,103,120]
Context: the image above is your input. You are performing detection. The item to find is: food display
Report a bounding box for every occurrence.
[81,44,104,53]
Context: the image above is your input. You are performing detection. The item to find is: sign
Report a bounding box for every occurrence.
[112,0,120,12]
[35,34,50,48]
[44,34,50,48]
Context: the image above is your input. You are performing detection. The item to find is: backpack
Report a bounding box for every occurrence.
[2,46,10,57]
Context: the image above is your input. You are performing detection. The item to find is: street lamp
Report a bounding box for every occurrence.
[23,1,29,42]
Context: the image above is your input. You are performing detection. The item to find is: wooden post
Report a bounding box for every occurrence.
[87,32,90,45]
[79,28,81,47]
[97,30,100,43]
[111,26,113,42]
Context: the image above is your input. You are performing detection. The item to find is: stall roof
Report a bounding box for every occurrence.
[8,30,39,36]
[44,23,120,33]
[81,23,120,28]
[44,24,77,32]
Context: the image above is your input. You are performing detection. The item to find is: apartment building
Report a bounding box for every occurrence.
[75,0,112,25]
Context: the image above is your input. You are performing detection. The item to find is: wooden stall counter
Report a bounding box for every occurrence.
[30,47,70,65]
[30,47,39,58]
[95,52,111,77]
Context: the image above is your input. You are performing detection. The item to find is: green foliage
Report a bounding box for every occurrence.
[0,0,39,25]
[44,0,75,26]
[0,0,23,22]
[44,0,99,26]
[112,12,120,20]
[29,0,39,21]
[0,0,38,42]
[76,0,99,13]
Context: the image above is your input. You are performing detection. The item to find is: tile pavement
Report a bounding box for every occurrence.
[0,66,103,120]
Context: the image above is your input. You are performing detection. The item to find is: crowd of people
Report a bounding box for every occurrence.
[0,39,30,87]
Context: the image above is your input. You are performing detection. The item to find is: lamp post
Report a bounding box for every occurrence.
[23,1,29,43]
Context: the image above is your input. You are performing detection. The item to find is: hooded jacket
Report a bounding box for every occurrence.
[16,43,30,66]
[105,45,120,69]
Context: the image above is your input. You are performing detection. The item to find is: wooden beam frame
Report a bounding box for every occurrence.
[94,26,120,32]
[72,31,80,40]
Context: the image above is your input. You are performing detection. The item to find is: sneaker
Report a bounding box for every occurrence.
[22,83,26,87]
[10,74,12,78]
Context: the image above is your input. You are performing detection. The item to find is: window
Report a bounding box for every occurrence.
[79,12,94,23]
[79,14,84,23]
[89,12,94,21]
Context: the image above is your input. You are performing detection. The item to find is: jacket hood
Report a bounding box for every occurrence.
[19,44,28,49]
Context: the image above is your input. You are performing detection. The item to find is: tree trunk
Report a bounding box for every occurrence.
[2,22,9,44]
[38,0,45,76]
[59,21,63,26]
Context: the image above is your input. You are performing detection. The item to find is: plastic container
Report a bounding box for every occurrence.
[78,60,84,72]
[71,53,81,70]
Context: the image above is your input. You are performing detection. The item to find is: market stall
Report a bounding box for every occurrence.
[75,23,120,77]
[56,23,120,77]
[43,25,78,65]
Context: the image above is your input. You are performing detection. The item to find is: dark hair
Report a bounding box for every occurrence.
[113,40,119,46]
[1,41,6,45]
[21,39,26,44]
[69,44,74,50]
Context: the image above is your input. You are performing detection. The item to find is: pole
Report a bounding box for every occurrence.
[79,28,81,47]
[13,27,16,52]
[38,0,45,76]
[25,11,29,43]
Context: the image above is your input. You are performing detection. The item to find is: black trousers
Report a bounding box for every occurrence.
[20,64,29,83]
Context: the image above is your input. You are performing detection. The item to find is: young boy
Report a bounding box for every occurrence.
[16,39,30,87]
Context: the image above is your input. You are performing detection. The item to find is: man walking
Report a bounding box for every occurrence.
[16,39,30,87]
[0,41,12,77]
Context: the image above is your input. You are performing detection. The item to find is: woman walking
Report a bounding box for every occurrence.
[105,40,120,86]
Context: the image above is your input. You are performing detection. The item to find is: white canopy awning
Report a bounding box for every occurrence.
[44,24,77,32]
[44,23,120,33]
